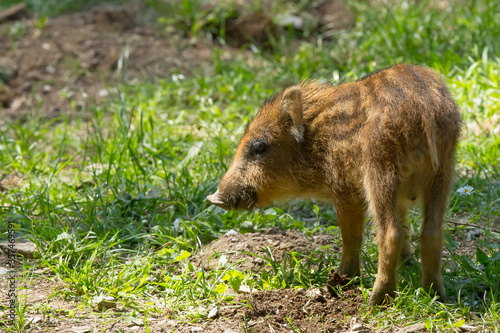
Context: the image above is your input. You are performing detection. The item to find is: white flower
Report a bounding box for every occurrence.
[225,229,239,236]
[457,185,474,196]
[218,255,228,267]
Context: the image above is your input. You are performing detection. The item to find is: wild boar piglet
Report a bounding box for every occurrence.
[207,64,462,305]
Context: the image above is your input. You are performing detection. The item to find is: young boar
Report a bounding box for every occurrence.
[207,64,462,305]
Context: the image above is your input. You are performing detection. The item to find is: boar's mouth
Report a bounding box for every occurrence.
[207,187,257,211]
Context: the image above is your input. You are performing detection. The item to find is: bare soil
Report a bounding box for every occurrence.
[0,2,217,123]
[231,279,364,333]
[0,0,356,125]
[193,228,337,274]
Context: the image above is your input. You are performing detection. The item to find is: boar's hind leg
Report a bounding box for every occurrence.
[420,172,449,301]
[336,204,365,277]
[365,169,403,305]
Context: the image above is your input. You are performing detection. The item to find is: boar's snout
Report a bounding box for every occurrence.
[207,190,231,210]
[207,188,258,211]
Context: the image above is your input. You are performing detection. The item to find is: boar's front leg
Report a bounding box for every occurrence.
[364,168,403,305]
[336,203,366,277]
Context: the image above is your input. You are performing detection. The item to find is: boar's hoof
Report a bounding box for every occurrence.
[424,283,447,302]
[369,287,396,306]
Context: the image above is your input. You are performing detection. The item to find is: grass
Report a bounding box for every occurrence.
[1,0,499,331]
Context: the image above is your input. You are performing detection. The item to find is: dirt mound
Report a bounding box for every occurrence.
[162,278,365,333]
[185,231,367,332]
[194,229,336,273]
[234,286,366,332]
[0,2,216,122]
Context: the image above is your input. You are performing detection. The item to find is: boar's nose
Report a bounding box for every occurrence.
[207,190,231,210]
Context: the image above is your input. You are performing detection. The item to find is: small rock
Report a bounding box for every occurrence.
[235,243,248,251]
[98,89,109,97]
[207,307,218,319]
[253,257,263,264]
[191,327,203,332]
[164,319,178,327]
[306,288,322,298]
[395,323,426,333]
[459,325,478,332]
[0,240,38,259]
[33,267,51,274]
[9,96,25,111]
[0,267,10,276]
[279,242,293,250]
[223,329,238,333]
[27,316,43,325]
[306,288,326,303]
[350,317,370,332]
[70,327,91,333]
[230,237,238,242]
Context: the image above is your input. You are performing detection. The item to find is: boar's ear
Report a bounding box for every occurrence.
[279,87,304,142]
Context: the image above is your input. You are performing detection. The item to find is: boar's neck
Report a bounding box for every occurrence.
[301,82,366,201]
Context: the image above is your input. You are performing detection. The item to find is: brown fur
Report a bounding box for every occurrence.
[207,64,462,305]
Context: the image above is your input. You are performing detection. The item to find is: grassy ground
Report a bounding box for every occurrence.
[1,0,499,332]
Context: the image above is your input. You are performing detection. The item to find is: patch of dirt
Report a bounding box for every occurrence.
[0,2,219,123]
[193,228,337,274]
[233,284,365,332]
[0,0,357,124]
[158,272,365,333]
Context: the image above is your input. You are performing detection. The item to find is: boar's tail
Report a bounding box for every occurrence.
[424,118,440,171]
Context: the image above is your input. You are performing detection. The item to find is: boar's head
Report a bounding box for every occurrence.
[207,86,313,210]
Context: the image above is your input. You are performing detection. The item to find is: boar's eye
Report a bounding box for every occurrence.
[250,140,269,156]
